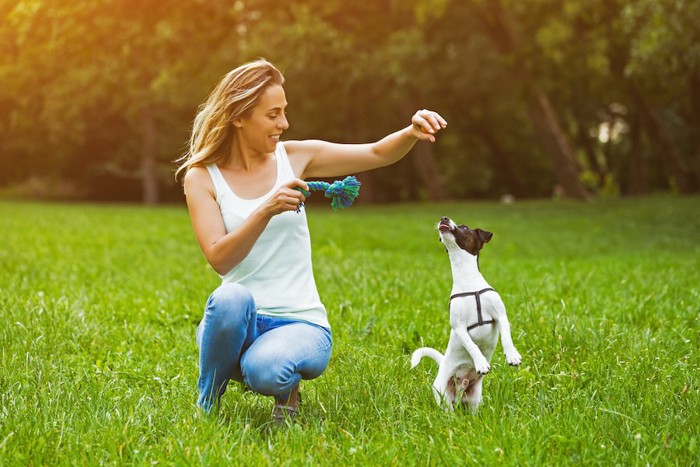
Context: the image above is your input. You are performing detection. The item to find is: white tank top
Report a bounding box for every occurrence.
[205,143,329,328]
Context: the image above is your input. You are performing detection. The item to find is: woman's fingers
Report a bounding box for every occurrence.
[281,188,305,206]
[264,179,308,215]
[412,109,447,142]
[285,178,309,193]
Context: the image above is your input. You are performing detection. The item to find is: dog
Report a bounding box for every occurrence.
[411,217,522,411]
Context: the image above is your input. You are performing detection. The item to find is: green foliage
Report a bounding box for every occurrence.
[1,0,699,200]
[0,197,698,464]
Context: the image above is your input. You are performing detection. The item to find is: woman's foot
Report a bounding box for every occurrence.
[272,385,301,424]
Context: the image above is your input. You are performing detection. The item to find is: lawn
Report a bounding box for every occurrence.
[0,196,698,465]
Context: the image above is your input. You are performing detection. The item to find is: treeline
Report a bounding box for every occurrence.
[1,0,699,203]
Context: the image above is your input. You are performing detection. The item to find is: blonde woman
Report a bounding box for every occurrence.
[177,59,446,422]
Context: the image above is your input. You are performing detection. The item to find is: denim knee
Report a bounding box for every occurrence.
[202,284,254,329]
[243,360,297,397]
[210,282,254,309]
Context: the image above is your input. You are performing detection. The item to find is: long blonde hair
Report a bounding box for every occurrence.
[175,59,285,181]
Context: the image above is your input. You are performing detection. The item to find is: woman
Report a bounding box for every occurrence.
[177,59,446,421]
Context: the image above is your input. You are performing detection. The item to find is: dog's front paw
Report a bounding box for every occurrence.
[505,349,522,366]
[474,357,491,375]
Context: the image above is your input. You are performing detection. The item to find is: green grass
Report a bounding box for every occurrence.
[1,196,698,465]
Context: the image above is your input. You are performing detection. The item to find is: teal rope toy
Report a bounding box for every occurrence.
[295,176,361,212]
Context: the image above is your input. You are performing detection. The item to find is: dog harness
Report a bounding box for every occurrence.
[449,288,496,331]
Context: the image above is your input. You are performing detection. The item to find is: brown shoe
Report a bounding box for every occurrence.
[271,404,298,424]
[271,386,301,424]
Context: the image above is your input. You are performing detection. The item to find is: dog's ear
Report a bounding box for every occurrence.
[476,229,493,243]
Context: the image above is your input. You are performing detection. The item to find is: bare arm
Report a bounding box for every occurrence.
[286,109,447,179]
[183,166,308,275]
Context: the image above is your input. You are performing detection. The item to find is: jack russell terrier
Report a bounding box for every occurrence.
[411,217,522,411]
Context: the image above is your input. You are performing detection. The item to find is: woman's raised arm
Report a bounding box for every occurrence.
[286,109,447,179]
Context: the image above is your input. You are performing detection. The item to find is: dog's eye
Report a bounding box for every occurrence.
[459,224,469,230]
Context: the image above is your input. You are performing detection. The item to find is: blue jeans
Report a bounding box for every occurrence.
[195,283,332,413]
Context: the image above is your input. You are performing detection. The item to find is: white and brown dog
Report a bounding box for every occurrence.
[411,217,522,411]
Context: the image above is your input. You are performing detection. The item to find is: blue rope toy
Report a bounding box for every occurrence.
[295,176,361,212]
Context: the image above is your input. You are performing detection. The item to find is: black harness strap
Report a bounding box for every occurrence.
[449,287,496,331]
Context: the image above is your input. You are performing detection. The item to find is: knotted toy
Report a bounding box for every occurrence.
[295,176,361,212]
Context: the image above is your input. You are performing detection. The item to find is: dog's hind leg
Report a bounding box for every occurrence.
[490,299,522,366]
[464,377,483,414]
[433,384,453,411]
[433,365,457,411]
[432,374,455,411]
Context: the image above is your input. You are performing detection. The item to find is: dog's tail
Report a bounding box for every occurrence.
[410,347,443,368]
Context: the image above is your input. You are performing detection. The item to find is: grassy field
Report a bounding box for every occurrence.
[0,196,698,465]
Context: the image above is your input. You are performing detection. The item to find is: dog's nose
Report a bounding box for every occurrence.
[441,217,449,223]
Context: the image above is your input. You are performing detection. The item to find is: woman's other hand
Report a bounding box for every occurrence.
[262,179,308,217]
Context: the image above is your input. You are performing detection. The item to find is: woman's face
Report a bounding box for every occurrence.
[237,84,289,154]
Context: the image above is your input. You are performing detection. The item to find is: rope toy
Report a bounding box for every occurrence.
[295,176,361,212]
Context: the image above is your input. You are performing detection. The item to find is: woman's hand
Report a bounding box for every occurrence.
[410,109,448,143]
[262,179,309,217]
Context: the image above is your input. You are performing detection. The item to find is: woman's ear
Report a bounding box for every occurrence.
[232,119,243,128]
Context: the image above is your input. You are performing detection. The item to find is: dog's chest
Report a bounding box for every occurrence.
[449,301,498,344]
[449,299,492,327]
[444,323,498,366]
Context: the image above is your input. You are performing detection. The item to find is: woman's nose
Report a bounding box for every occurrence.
[279,115,289,130]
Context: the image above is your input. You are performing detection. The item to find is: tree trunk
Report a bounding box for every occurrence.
[573,113,606,190]
[639,101,692,193]
[628,114,648,195]
[141,106,159,205]
[401,103,449,201]
[626,80,693,193]
[473,122,525,196]
[527,89,592,200]
[411,141,449,201]
[687,70,700,186]
[355,172,376,204]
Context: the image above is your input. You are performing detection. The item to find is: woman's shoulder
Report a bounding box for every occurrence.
[183,165,215,197]
[184,165,212,183]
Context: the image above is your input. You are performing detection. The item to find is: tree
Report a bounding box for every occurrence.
[624,0,700,192]
[1,0,698,202]
[0,0,243,203]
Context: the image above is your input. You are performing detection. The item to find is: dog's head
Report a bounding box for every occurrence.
[437,217,493,256]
